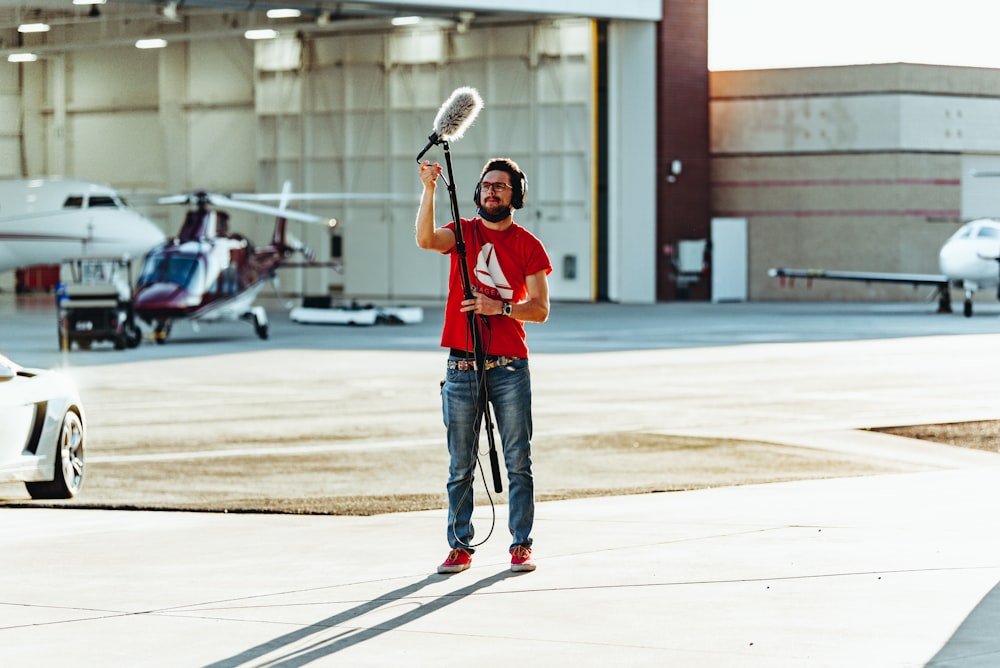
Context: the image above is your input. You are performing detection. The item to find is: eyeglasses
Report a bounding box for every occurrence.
[480,181,512,193]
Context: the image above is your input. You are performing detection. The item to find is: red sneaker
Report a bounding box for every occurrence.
[510,545,536,572]
[437,548,472,574]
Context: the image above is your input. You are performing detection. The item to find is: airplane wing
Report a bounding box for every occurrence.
[768,267,950,288]
[769,267,954,313]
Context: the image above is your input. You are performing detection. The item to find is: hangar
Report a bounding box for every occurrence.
[712,63,1000,306]
[1,1,702,306]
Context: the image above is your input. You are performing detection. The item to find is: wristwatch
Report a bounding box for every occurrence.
[501,301,513,317]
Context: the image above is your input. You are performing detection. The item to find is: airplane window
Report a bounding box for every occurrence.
[976,227,1000,238]
[63,196,84,208]
[88,196,118,208]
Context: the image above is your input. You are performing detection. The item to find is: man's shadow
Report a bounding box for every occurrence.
[926,579,1000,667]
[204,569,517,667]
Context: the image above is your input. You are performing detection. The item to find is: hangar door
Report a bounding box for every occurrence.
[710,217,747,302]
[255,19,597,302]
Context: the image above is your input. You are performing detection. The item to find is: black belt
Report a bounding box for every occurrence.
[448,349,519,372]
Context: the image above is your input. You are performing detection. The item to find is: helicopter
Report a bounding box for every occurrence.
[132,184,338,343]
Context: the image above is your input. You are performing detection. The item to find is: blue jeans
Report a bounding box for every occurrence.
[442,356,534,553]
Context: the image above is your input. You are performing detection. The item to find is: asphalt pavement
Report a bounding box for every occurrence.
[3,290,1000,666]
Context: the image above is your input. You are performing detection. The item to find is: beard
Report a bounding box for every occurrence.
[478,205,511,223]
[478,197,511,223]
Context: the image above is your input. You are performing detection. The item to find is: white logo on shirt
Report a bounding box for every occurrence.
[475,242,513,300]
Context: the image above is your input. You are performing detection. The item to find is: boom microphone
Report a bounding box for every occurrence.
[415,86,484,162]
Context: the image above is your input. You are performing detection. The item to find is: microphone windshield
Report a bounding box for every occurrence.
[433,86,484,142]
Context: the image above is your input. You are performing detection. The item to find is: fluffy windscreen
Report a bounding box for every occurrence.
[433,87,484,141]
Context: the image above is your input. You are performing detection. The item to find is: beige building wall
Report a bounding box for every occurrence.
[709,63,1000,303]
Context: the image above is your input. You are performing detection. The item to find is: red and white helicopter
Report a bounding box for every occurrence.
[132,184,338,342]
[770,217,1000,317]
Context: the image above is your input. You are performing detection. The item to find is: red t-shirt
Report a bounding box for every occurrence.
[440,217,551,358]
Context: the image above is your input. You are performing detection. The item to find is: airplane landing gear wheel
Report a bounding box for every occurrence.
[964,299,973,318]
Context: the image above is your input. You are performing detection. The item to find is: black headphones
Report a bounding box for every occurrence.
[473,158,528,210]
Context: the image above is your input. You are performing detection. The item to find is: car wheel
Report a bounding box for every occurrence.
[25,411,85,499]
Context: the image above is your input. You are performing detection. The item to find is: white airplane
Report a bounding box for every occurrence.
[0,177,166,274]
[770,218,1000,317]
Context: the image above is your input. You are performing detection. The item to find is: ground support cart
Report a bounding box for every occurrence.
[57,256,141,351]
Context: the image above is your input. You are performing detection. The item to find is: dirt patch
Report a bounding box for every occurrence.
[871,420,1000,453]
[0,432,927,515]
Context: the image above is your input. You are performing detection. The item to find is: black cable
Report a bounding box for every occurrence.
[449,274,498,550]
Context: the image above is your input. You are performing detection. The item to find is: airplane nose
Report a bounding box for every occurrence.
[938,242,964,277]
[144,218,166,243]
[147,223,166,243]
[939,238,998,283]
[133,215,166,256]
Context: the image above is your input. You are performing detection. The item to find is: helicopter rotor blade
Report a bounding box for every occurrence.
[156,194,195,205]
[215,197,335,225]
[158,191,336,226]
[230,192,418,202]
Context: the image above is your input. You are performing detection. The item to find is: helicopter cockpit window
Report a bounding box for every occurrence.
[138,256,163,286]
[63,196,84,209]
[138,254,205,292]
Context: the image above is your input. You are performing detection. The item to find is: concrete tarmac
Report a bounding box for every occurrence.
[3,293,1000,666]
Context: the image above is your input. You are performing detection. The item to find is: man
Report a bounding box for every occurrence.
[416,157,551,574]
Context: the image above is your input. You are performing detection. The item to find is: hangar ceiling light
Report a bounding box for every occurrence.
[135,37,167,48]
[266,8,301,19]
[0,2,557,59]
[244,28,279,40]
[17,22,50,32]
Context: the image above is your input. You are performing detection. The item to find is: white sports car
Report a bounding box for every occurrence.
[0,353,85,499]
